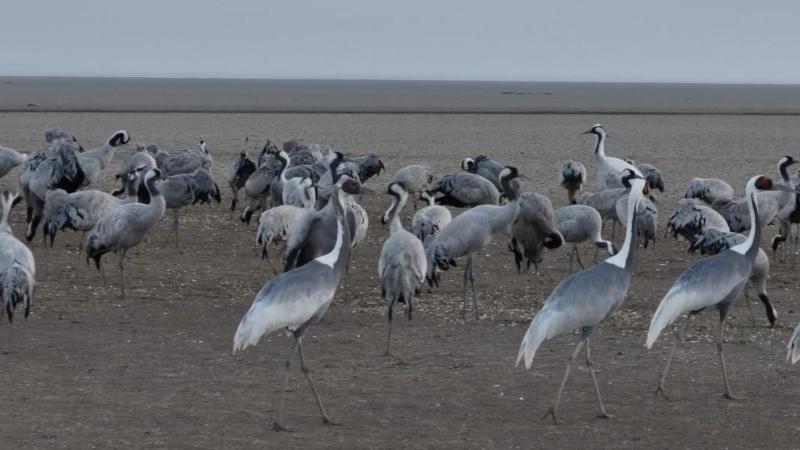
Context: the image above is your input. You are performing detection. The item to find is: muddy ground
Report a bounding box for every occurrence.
[1,113,800,448]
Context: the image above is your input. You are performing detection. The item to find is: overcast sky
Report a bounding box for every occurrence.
[2,0,798,83]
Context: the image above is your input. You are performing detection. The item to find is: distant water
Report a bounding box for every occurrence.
[2,77,800,114]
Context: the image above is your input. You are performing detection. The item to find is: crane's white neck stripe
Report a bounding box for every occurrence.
[315,218,344,268]
[731,191,757,255]
[605,189,639,269]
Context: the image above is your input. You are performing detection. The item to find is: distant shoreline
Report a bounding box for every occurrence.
[2,76,800,114]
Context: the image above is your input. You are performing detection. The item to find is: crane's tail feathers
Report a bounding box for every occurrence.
[646,290,687,349]
[516,306,556,369]
[1,265,35,324]
[543,231,564,249]
[787,324,800,364]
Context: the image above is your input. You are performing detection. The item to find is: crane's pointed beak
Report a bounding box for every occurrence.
[517,175,532,181]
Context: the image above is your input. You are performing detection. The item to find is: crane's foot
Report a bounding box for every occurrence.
[654,384,671,401]
[723,392,746,401]
[322,416,342,426]
[541,407,563,425]
[597,411,613,419]
[272,421,291,432]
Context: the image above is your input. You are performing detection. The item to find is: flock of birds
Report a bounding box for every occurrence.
[2,123,800,429]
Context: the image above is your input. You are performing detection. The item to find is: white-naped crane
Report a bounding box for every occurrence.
[553,204,616,272]
[426,166,525,319]
[85,168,166,300]
[559,160,586,205]
[646,175,775,401]
[411,191,451,243]
[226,150,256,211]
[256,177,316,274]
[516,170,648,424]
[379,182,427,356]
[232,175,360,432]
[583,124,641,190]
[0,191,35,323]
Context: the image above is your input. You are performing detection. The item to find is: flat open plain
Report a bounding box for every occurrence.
[1,112,800,448]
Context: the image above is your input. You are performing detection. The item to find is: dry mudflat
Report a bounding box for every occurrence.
[1,112,800,448]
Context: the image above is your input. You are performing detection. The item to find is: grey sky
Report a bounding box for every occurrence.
[2,0,798,83]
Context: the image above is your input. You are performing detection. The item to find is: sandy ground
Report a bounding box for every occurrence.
[1,112,800,448]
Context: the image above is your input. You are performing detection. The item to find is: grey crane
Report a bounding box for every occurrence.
[340,152,385,184]
[508,192,563,274]
[241,147,285,223]
[768,156,799,260]
[788,324,800,364]
[554,204,616,272]
[429,172,500,207]
[44,127,81,148]
[559,160,587,204]
[411,191,451,243]
[615,186,659,248]
[149,140,213,176]
[0,145,27,179]
[684,177,734,203]
[256,177,316,274]
[43,188,124,247]
[584,124,641,190]
[232,176,360,431]
[688,228,776,327]
[389,164,434,209]
[379,182,427,355]
[257,140,280,167]
[666,197,730,242]
[625,158,665,193]
[24,140,86,242]
[646,175,775,401]
[226,151,256,210]
[77,130,130,187]
[516,171,648,424]
[711,193,778,233]
[462,154,520,195]
[85,169,166,300]
[772,183,800,264]
[0,191,35,323]
[111,144,157,197]
[578,187,626,237]
[158,169,221,248]
[426,167,524,319]
[270,151,330,207]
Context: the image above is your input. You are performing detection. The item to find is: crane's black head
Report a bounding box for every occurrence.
[330,151,346,181]
[108,130,130,147]
[621,169,649,195]
[381,182,407,225]
[582,124,605,136]
[461,157,475,172]
[239,151,247,158]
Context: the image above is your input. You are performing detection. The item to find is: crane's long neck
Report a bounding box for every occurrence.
[278,153,290,182]
[388,193,408,235]
[732,188,761,259]
[488,199,519,234]
[315,188,352,274]
[500,175,518,201]
[606,191,639,270]
[594,133,606,158]
[779,160,792,182]
[144,176,166,220]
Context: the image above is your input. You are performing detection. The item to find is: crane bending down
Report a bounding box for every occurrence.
[379,182,427,356]
[646,175,774,401]
[516,170,648,424]
[233,176,359,432]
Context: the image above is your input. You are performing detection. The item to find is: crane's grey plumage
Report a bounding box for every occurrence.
[516,172,648,424]
[390,164,434,208]
[772,182,800,263]
[462,155,521,195]
[44,127,81,148]
[0,145,27,179]
[584,124,642,190]
[688,228,776,327]
[226,151,256,210]
[429,172,500,207]
[111,144,157,197]
[0,191,35,323]
[341,152,385,184]
[77,130,130,187]
[559,160,586,204]
[256,177,316,273]
[646,175,774,401]
[258,140,280,167]
[158,169,221,248]
[625,158,665,193]
[270,152,330,206]
[233,177,359,432]
[379,182,427,355]
[508,192,563,274]
[685,177,735,204]
[579,187,626,236]
[426,167,522,319]
[411,191,451,243]
[667,197,730,242]
[554,204,616,272]
[43,188,123,247]
[150,140,213,176]
[84,169,167,300]
[766,156,798,260]
[787,323,800,364]
[241,147,284,223]
[615,191,658,248]
[711,193,778,233]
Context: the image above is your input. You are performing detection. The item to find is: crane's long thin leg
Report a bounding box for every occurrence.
[585,338,611,419]
[468,254,478,320]
[655,317,690,400]
[385,300,394,356]
[461,256,471,319]
[543,340,584,425]
[718,320,743,400]
[297,338,339,425]
[173,209,180,250]
[119,250,127,301]
[568,246,575,273]
[575,246,585,269]
[744,286,757,326]
[273,338,299,432]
